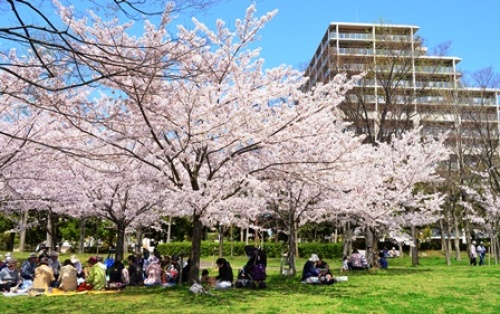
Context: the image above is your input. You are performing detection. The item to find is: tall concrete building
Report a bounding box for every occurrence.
[304,22,500,150]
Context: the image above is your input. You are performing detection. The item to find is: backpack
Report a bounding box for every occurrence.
[104,252,115,269]
[109,265,123,283]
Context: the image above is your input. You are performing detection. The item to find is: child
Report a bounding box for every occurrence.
[200,269,216,287]
[378,252,388,269]
[341,256,349,272]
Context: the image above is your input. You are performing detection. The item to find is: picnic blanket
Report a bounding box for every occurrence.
[2,288,121,297]
[2,291,29,297]
[45,288,121,296]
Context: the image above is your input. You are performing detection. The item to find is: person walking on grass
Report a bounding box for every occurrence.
[477,242,486,266]
[469,240,477,266]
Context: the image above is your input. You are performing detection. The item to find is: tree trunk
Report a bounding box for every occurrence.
[492,236,499,265]
[287,209,297,276]
[411,225,419,266]
[135,226,144,255]
[218,226,224,258]
[115,221,126,262]
[439,219,451,266]
[365,226,375,267]
[8,231,15,251]
[18,211,28,253]
[166,216,172,243]
[188,213,203,284]
[78,218,86,253]
[294,222,299,258]
[342,222,353,257]
[245,227,249,245]
[46,211,58,252]
[452,209,461,260]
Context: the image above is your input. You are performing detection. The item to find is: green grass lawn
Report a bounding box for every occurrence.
[1,252,499,314]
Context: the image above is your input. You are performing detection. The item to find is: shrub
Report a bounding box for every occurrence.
[156,241,342,259]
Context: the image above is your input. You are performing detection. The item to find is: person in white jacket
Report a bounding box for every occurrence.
[469,241,477,266]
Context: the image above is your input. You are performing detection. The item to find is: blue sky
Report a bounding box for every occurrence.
[2,1,498,79]
[192,0,500,77]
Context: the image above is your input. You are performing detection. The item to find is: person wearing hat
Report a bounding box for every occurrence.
[69,255,83,277]
[38,245,49,260]
[1,252,13,272]
[301,254,320,284]
[0,258,22,292]
[48,251,62,284]
[84,257,106,290]
[29,257,55,296]
[21,252,39,281]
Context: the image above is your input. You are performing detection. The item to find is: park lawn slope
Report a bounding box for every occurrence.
[1,257,499,314]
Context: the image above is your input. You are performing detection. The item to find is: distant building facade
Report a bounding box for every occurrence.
[305,22,500,150]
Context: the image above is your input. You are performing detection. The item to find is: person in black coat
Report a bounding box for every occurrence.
[215,258,233,284]
[127,255,143,286]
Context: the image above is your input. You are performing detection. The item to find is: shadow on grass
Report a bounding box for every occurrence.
[122,268,437,308]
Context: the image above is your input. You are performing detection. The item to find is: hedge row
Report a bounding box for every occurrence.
[155,242,343,259]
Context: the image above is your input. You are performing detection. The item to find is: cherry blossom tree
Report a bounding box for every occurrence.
[23,4,362,282]
[1,2,454,283]
[66,156,167,262]
[0,0,224,92]
[463,180,500,264]
[338,128,451,265]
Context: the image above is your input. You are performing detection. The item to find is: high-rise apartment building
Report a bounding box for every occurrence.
[305,22,500,150]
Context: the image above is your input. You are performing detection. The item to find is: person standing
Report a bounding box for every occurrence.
[470,241,478,266]
[477,242,487,266]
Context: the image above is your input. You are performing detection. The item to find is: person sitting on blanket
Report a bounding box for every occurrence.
[164,255,181,284]
[215,258,233,289]
[315,256,335,285]
[29,257,55,296]
[126,255,143,286]
[108,260,127,287]
[301,254,320,284]
[58,259,78,292]
[350,249,368,270]
[48,251,61,287]
[144,256,163,286]
[21,252,38,282]
[69,255,84,279]
[83,257,106,291]
[0,258,22,292]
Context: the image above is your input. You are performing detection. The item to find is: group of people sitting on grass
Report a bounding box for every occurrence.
[3,246,376,293]
[339,248,393,273]
[0,250,106,294]
[301,254,336,285]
